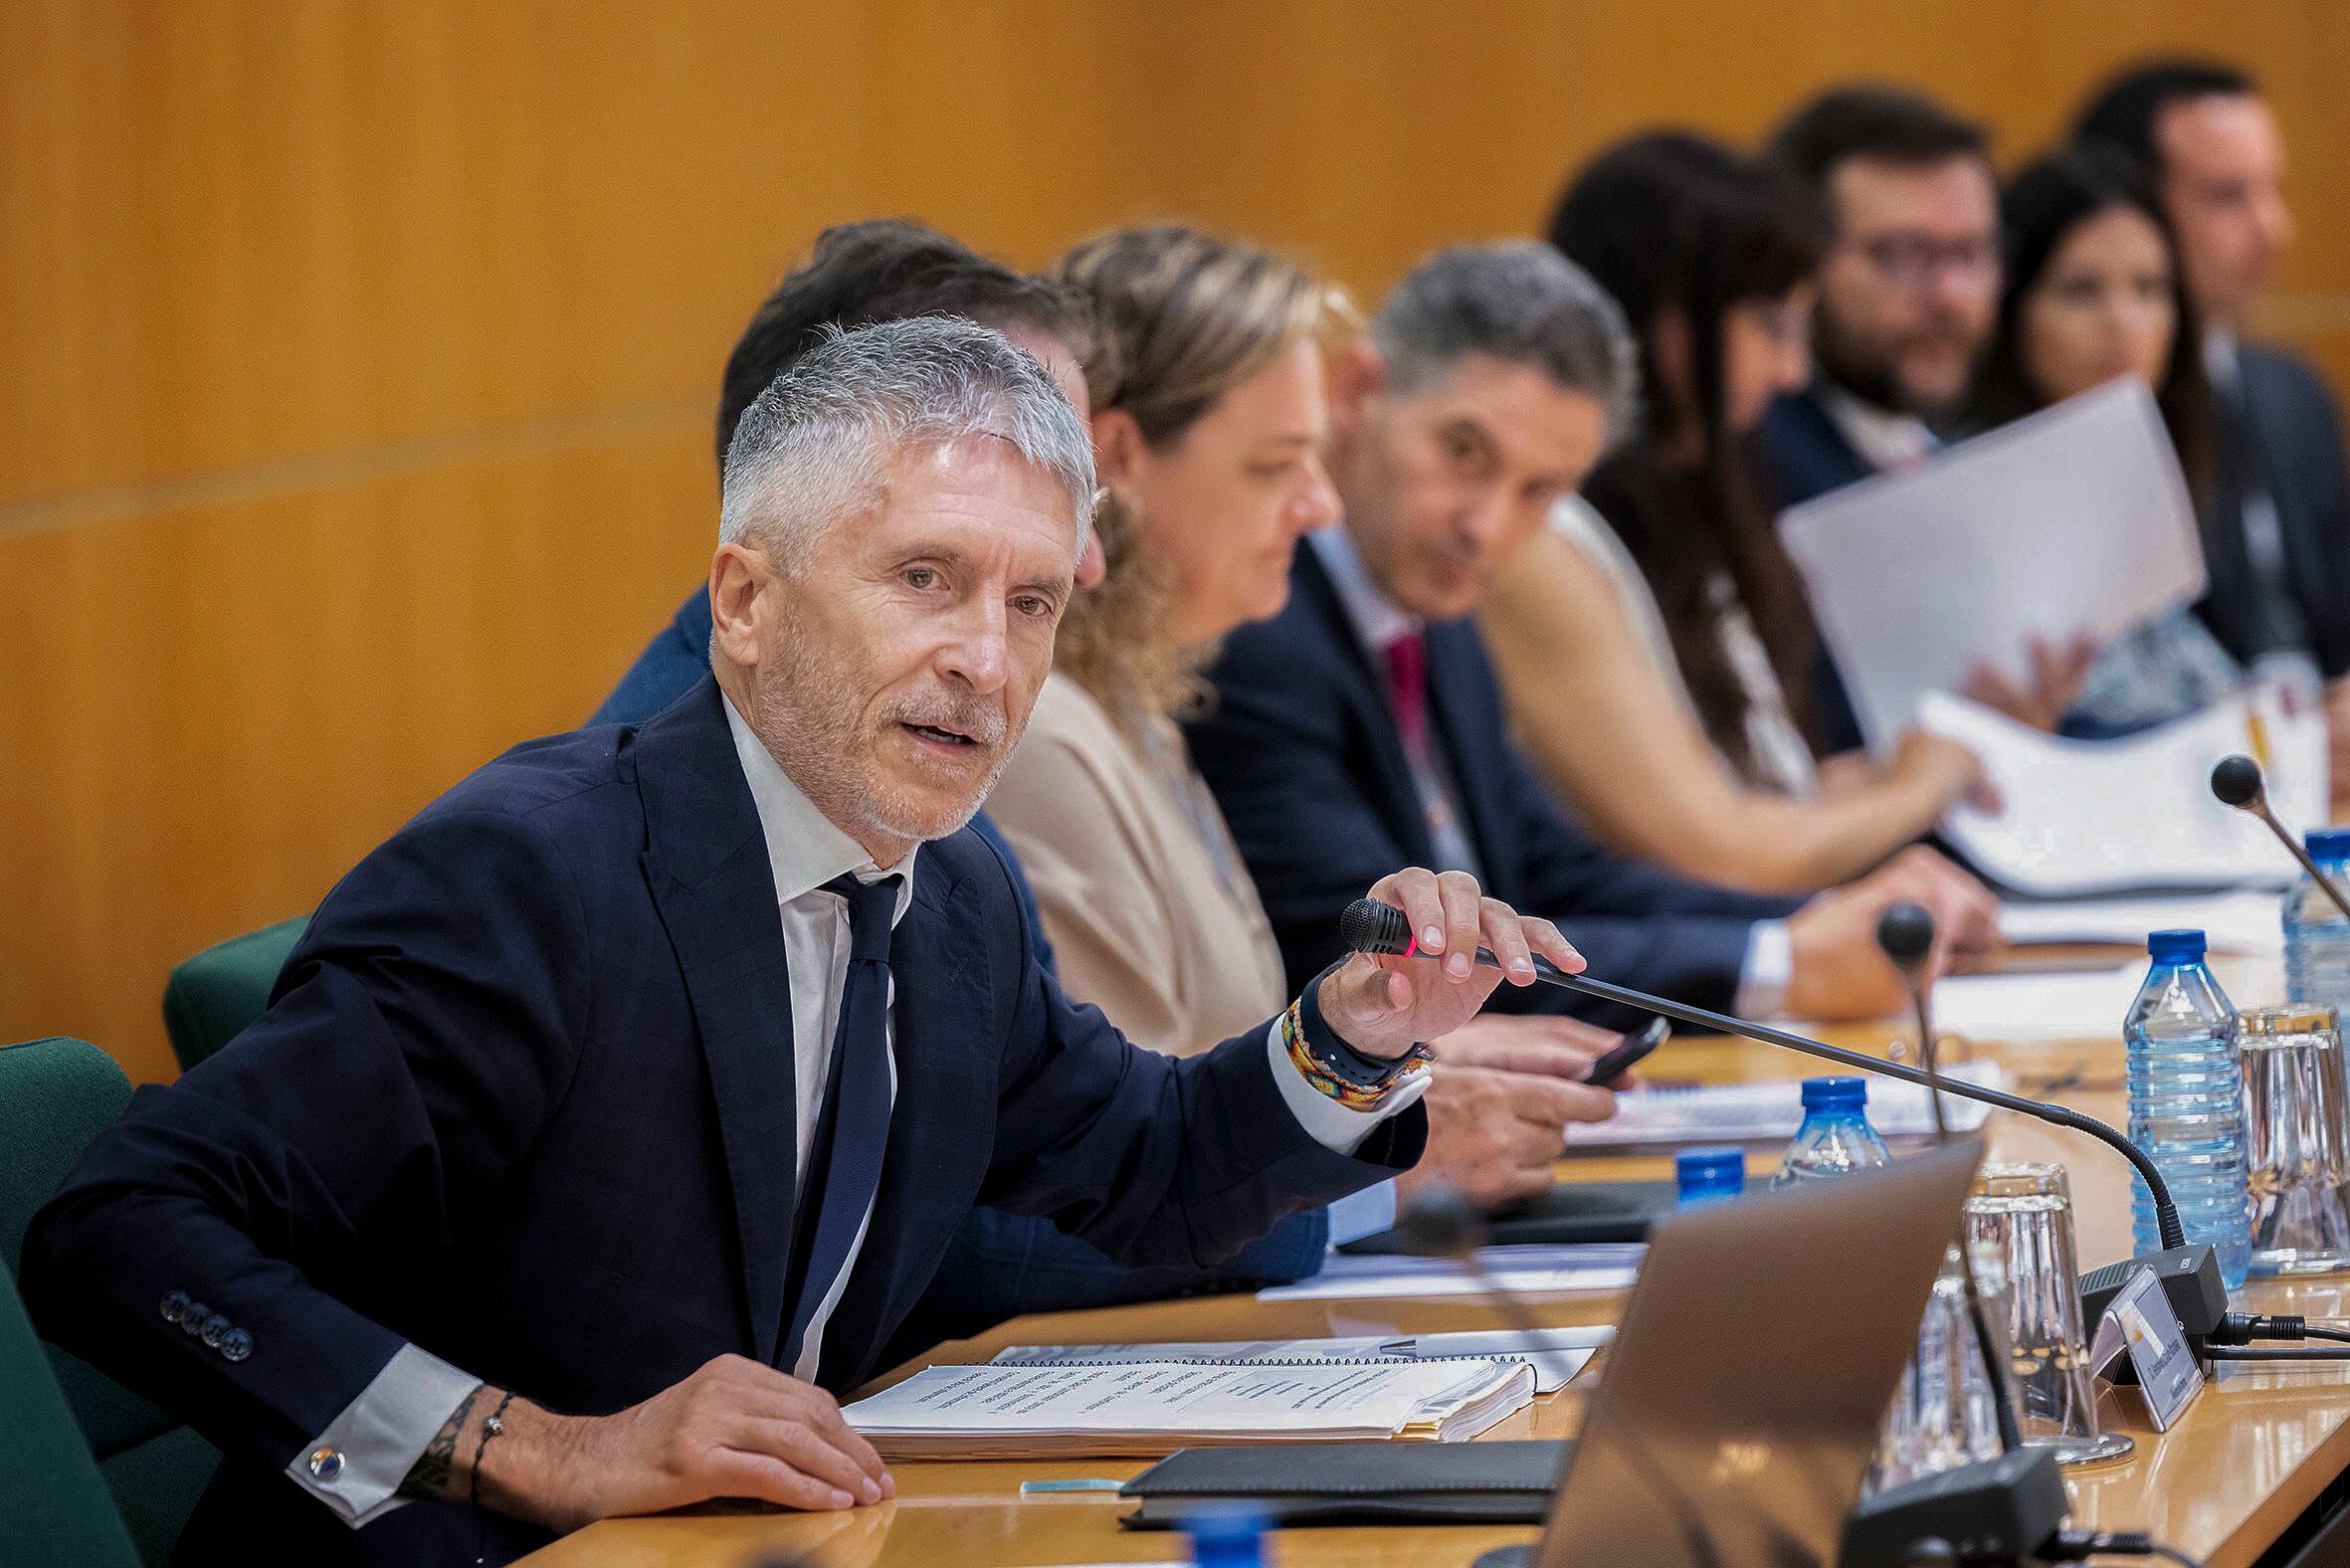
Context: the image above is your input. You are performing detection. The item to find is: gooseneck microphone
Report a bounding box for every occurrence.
[1874,903,2025,1459]
[2212,753,2350,923]
[1340,898,2192,1252]
[1338,896,2230,1345]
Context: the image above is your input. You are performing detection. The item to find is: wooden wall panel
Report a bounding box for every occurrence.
[6,0,2345,1084]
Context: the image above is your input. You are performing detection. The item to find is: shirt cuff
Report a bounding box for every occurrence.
[1266,1019,1431,1156]
[1733,919,1792,1020]
[285,1344,482,1528]
[1324,1180,1400,1248]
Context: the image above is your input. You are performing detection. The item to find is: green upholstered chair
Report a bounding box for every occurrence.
[0,1038,220,1564]
[161,916,306,1071]
[0,1258,140,1567]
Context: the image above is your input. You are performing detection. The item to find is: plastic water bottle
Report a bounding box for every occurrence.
[2283,827,2350,1017]
[1186,1509,1268,1567]
[1769,1078,1892,1187]
[2125,928,2252,1289]
[1675,1146,1747,1208]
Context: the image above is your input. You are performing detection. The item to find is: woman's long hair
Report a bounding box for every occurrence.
[1048,227,1350,732]
[1967,140,2215,504]
[1548,130,1837,771]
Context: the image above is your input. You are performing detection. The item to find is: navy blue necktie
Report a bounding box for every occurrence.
[779,873,899,1377]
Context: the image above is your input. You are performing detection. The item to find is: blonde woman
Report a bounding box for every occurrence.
[987,226,1623,1216]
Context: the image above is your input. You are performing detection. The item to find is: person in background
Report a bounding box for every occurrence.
[2075,60,2350,789]
[1484,130,1985,894]
[1762,86,2092,744]
[984,226,1621,1226]
[1191,241,2001,1030]
[1964,141,2240,736]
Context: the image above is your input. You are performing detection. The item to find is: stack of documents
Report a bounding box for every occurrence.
[1255,1244,1646,1302]
[1999,890,2283,954]
[1920,691,2325,894]
[992,1329,1609,1393]
[841,1354,1534,1459]
[1562,1059,2006,1149]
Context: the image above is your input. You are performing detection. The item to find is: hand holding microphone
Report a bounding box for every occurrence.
[1315,867,1586,1062]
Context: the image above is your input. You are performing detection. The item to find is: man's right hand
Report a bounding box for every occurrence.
[479,1355,891,1533]
[1782,846,2001,1022]
[1399,1014,1622,1207]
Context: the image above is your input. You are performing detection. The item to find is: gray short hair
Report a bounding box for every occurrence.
[1370,241,1640,447]
[718,315,1096,569]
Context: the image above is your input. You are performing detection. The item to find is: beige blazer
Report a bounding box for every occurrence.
[987,673,1289,1058]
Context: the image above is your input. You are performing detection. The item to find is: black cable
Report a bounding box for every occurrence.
[2205,1345,2350,1361]
[2305,1323,2350,1345]
[2048,1527,2208,1565]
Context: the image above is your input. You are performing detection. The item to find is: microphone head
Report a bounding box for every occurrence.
[2212,753,2265,810]
[1387,1184,1488,1260]
[1339,897,1414,958]
[1875,901,1936,971]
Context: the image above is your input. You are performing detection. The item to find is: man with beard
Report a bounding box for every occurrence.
[22,318,1573,1565]
[1760,85,2088,744]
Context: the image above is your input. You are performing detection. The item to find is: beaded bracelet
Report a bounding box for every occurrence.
[1278,991,1432,1112]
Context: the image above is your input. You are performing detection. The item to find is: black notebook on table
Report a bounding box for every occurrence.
[1119,1439,1570,1529]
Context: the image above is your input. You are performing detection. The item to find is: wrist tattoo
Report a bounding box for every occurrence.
[400,1382,486,1501]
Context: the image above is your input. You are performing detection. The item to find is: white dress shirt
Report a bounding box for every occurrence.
[1816,383,1936,475]
[1306,523,1791,1014]
[293,687,1419,1528]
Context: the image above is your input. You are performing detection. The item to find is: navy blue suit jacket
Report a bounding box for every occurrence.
[2201,342,2350,678]
[1189,544,1799,1024]
[23,678,1418,1565]
[592,594,1330,1341]
[1757,387,1876,753]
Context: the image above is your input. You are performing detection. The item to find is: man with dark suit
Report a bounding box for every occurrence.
[2075,60,2350,733]
[1757,87,2093,745]
[22,319,1576,1564]
[591,219,1345,1343]
[1192,243,1999,1029]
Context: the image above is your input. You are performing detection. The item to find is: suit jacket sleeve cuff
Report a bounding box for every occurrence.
[1732,919,1793,1020]
[1266,1000,1432,1158]
[1323,1179,1400,1248]
[283,1344,481,1528]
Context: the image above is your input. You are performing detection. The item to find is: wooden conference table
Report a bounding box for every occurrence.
[525,959,2350,1568]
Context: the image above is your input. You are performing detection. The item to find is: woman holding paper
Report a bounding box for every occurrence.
[1964,141,2242,736]
[1482,131,1991,895]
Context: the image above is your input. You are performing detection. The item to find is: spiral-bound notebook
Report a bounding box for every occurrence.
[841,1352,1535,1459]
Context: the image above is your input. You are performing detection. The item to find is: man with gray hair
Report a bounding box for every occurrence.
[25,316,1585,1565]
[1193,243,1999,1026]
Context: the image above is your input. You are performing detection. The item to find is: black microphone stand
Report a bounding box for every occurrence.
[1336,897,2232,1348]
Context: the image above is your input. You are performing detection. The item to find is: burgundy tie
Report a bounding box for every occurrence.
[1384,630,1428,756]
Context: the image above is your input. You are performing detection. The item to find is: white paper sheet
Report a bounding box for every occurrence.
[844,1356,1530,1450]
[1561,1058,2005,1148]
[991,1331,1602,1393]
[1999,890,2282,954]
[1779,379,2205,750]
[1256,1245,1647,1303]
[1928,963,2146,1042]
[1921,690,2326,894]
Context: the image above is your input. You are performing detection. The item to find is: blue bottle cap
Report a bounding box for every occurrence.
[1676,1145,1746,1188]
[2307,827,2350,863]
[1799,1076,1866,1111]
[2147,928,2207,963]
[1186,1508,1268,1565]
